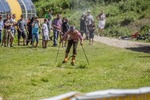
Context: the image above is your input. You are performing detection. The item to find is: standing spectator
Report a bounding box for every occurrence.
[96,10,106,36]
[52,14,62,47]
[32,17,40,48]
[89,21,95,45]
[17,15,27,46]
[42,19,49,48]
[46,10,53,20]
[4,14,14,47]
[80,12,88,38]
[47,16,52,39]
[9,14,17,47]
[26,18,31,45]
[26,17,34,45]
[62,17,69,48]
[10,14,17,37]
[86,10,94,40]
[0,14,3,43]
[1,14,9,47]
[49,10,53,20]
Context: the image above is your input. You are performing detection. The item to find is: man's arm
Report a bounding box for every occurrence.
[76,30,83,44]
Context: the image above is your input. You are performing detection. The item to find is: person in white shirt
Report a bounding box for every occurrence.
[10,14,17,36]
[86,10,94,40]
[42,19,49,48]
[47,17,52,39]
[8,14,17,47]
[96,10,106,36]
[0,14,3,43]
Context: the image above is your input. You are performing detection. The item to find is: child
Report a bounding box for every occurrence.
[42,19,49,48]
[89,22,95,45]
[61,17,69,48]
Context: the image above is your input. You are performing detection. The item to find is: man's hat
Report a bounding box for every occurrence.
[82,12,86,15]
[69,26,75,31]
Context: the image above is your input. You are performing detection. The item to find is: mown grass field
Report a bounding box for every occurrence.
[0,39,150,100]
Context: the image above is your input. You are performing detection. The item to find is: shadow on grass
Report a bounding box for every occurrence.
[56,62,88,69]
[126,46,150,53]
[138,56,150,58]
[12,46,33,49]
[143,69,150,73]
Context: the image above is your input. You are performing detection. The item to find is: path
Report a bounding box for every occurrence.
[94,36,150,53]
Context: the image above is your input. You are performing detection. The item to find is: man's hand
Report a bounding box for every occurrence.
[19,29,22,32]
[80,42,83,46]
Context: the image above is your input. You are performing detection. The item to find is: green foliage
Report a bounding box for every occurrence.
[33,0,150,41]
[140,25,150,34]
[34,0,102,17]
[106,26,131,37]
[140,25,150,42]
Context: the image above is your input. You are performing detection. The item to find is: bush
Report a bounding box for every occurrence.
[140,25,150,34]
[106,26,131,37]
[120,17,134,26]
[139,25,150,41]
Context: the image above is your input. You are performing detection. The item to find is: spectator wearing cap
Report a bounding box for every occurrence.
[86,10,94,40]
[60,26,83,66]
[0,14,3,43]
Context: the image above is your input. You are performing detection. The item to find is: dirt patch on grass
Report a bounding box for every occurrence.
[94,36,150,53]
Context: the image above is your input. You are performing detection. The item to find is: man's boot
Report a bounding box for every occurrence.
[71,56,76,66]
[63,53,68,63]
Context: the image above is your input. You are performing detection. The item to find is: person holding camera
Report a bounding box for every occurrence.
[32,17,40,48]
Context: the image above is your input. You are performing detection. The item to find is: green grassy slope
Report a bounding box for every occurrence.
[0,41,150,100]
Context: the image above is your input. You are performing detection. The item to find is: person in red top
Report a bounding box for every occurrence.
[60,26,83,66]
